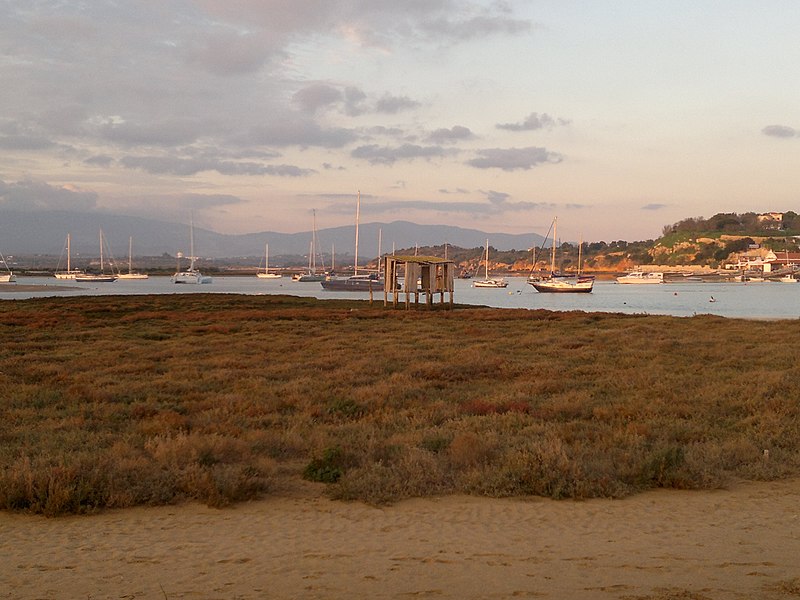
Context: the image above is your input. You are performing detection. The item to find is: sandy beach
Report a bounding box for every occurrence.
[2,479,799,600]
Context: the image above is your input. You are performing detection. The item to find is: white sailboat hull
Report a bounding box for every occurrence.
[473,279,507,288]
[172,270,212,284]
[530,277,594,293]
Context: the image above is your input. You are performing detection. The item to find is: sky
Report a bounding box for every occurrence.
[2,1,799,243]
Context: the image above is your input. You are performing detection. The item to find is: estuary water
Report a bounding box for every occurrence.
[2,276,799,320]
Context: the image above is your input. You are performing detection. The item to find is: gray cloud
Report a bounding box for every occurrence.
[762,125,797,138]
[0,135,56,151]
[84,155,114,167]
[486,190,510,204]
[466,147,563,171]
[496,112,570,131]
[178,193,245,209]
[0,178,98,211]
[427,126,473,144]
[183,31,274,76]
[248,119,357,148]
[375,94,421,114]
[351,144,450,165]
[642,203,667,210]
[99,120,202,147]
[327,196,542,216]
[292,84,344,114]
[120,155,315,177]
[344,87,368,116]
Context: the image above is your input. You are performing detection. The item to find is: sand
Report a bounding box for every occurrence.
[2,479,799,600]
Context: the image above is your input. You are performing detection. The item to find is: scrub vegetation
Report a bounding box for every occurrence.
[1,294,799,516]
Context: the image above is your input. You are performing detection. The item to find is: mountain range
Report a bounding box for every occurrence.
[0,210,546,260]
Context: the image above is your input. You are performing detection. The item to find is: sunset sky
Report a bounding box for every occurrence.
[2,1,799,242]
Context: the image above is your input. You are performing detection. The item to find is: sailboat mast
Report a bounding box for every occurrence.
[128,236,133,274]
[265,243,269,274]
[189,216,195,271]
[485,238,489,280]
[551,218,557,274]
[578,234,583,275]
[66,234,71,272]
[99,229,104,272]
[377,227,382,275]
[354,190,360,276]
[312,209,317,273]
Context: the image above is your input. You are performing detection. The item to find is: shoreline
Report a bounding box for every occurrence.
[0,283,81,292]
[2,478,799,599]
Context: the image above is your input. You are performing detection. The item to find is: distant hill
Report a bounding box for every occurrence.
[0,210,546,261]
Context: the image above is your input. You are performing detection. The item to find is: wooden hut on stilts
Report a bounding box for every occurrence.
[383,255,456,309]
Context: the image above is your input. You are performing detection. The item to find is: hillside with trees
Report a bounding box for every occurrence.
[383,212,800,275]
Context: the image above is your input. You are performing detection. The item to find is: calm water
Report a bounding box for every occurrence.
[2,276,800,320]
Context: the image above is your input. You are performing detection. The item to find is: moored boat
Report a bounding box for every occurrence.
[117,236,148,279]
[529,217,593,293]
[616,271,664,284]
[54,233,84,279]
[472,239,507,288]
[75,229,118,282]
[320,191,385,292]
[172,217,212,284]
[1,251,15,283]
[257,243,281,279]
[320,273,383,291]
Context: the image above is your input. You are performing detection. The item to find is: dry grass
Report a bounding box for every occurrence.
[1,293,799,515]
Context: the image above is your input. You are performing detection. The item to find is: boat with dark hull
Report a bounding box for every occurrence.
[320,273,383,291]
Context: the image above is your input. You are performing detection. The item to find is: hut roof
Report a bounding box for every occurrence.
[386,255,454,264]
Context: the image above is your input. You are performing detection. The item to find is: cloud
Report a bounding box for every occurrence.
[248,119,357,148]
[183,31,274,76]
[120,155,315,177]
[334,198,542,216]
[418,12,532,41]
[177,193,245,209]
[344,87,369,116]
[84,155,114,167]
[496,112,570,131]
[99,120,202,147]
[292,84,344,113]
[762,125,797,138]
[0,178,98,211]
[427,126,473,144]
[466,147,563,171]
[0,135,56,151]
[375,94,421,114]
[641,203,667,210]
[486,190,510,205]
[351,144,450,165]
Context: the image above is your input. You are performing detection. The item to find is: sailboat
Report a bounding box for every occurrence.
[75,229,118,282]
[293,210,325,282]
[0,251,15,283]
[321,191,384,291]
[256,243,281,279]
[529,217,593,293]
[171,217,212,284]
[472,239,508,288]
[54,233,84,279]
[117,236,149,279]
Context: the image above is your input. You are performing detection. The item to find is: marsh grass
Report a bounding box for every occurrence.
[1,293,800,515]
